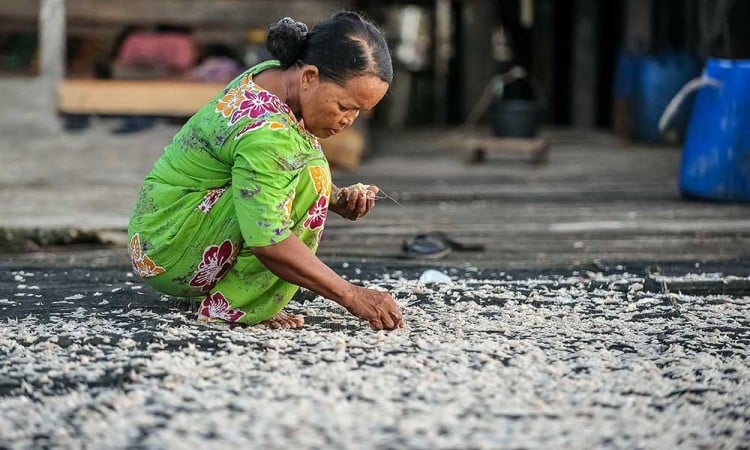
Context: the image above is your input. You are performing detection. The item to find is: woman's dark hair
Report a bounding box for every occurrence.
[266,12,393,84]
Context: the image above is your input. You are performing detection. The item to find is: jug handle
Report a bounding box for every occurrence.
[658,76,720,134]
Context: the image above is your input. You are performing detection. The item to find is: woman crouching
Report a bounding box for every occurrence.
[128,12,403,330]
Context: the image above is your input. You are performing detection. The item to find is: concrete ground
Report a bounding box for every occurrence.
[1,113,749,448]
[2,113,749,268]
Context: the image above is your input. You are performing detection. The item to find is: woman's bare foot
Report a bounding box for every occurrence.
[260,312,305,329]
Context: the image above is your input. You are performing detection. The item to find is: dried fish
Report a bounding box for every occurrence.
[0,267,747,448]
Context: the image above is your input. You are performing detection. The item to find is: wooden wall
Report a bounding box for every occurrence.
[0,0,347,46]
[1,0,342,27]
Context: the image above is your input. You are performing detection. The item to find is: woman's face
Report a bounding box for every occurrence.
[299,68,389,139]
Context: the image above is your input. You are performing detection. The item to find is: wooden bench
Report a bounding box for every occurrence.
[467,136,549,164]
[57,79,370,169]
[57,79,226,116]
[442,129,549,165]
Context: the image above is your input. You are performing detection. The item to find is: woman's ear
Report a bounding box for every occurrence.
[300,65,320,90]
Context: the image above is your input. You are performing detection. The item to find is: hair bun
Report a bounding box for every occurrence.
[266,17,308,68]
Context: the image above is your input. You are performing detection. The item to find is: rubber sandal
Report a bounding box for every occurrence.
[423,231,485,252]
[401,234,452,259]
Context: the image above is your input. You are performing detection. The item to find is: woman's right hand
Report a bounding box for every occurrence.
[343,286,404,330]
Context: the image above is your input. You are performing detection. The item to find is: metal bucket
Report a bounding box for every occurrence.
[491,99,540,138]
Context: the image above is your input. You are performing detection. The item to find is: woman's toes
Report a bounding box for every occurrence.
[261,313,304,329]
[291,314,304,328]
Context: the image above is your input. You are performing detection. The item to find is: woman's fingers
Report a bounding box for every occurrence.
[347,189,360,212]
[336,187,347,203]
[344,190,366,218]
[356,186,378,217]
[365,186,377,212]
[357,193,368,216]
[375,300,400,331]
[389,310,403,328]
[380,314,395,330]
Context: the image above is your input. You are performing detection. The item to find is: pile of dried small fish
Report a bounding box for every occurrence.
[1,266,747,448]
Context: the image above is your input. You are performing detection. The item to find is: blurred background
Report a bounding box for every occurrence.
[1,0,748,136]
[4,6,750,449]
[0,0,749,260]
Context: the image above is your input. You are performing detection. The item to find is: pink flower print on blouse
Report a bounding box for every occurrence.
[303,196,328,230]
[236,120,266,137]
[270,95,292,115]
[197,187,227,213]
[198,291,245,322]
[230,89,278,125]
[189,240,235,292]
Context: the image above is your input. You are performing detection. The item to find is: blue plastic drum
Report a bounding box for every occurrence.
[632,52,700,143]
[680,59,750,201]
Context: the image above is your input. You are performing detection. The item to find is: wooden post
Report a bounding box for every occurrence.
[459,0,497,124]
[571,0,599,127]
[532,0,556,123]
[623,0,652,52]
[39,0,66,129]
[434,0,452,124]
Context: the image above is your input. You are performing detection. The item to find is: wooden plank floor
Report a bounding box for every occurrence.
[322,129,750,269]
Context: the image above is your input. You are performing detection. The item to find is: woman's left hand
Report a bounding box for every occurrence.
[330,183,378,220]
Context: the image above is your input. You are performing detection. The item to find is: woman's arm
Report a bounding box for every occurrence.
[251,234,403,330]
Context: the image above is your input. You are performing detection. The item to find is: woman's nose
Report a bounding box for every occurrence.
[341,110,359,127]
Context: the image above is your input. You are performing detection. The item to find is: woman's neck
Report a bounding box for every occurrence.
[253,67,301,117]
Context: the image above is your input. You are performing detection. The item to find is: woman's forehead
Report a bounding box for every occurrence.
[329,75,389,109]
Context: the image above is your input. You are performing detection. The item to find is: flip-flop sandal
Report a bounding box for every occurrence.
[424,231,486,252]
[401,234,452,259]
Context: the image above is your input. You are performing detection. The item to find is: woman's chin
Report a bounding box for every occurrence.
[315,128,337,139]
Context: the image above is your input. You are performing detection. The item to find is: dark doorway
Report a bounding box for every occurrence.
[595,0,625,128]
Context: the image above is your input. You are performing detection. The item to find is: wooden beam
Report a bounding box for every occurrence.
[57,80,225,116]
[1,0,338,27]
[0,0,40,20]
